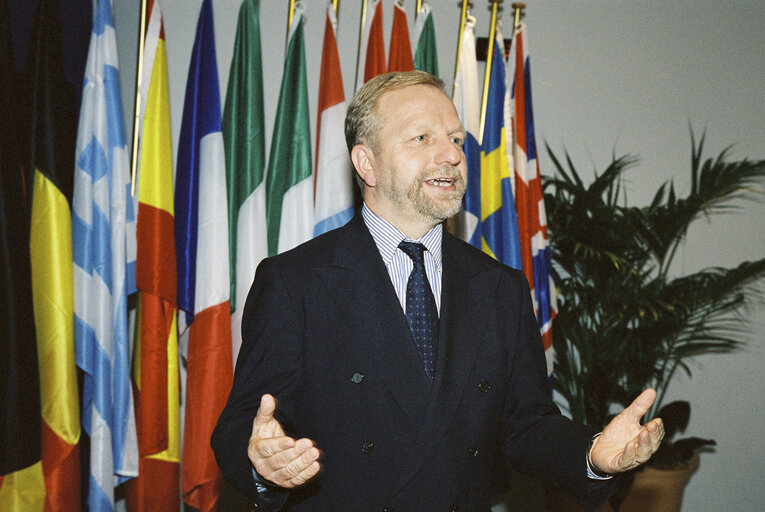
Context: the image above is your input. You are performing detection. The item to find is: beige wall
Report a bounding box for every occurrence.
[114,1,765,510]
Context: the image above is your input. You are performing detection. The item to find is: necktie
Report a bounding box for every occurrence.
[398,241,439,380]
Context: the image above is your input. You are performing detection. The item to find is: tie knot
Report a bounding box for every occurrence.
[398,241,427,264]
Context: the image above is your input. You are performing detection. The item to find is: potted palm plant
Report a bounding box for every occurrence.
[542,133,765,511]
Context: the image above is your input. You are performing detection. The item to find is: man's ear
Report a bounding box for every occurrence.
[351,144,377,188]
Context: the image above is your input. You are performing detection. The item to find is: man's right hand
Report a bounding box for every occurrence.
[248,394,322,488]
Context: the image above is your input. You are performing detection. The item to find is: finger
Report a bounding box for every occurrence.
[270,445,322,488]
[253,435,297,458]
[617,439,638,470]
[646,418,665,453]
[254,394,277,428]
[623,388,657,421]
[635,429,654,463]
[266,438,316,469]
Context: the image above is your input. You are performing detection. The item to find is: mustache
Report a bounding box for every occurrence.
[419,166,464,182]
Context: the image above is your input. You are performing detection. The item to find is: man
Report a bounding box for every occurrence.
[212,71,664,512]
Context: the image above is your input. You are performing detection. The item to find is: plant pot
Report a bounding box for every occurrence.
[617,453,700,512]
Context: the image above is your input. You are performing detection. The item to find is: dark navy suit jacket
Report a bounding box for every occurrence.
[212,214,614,511]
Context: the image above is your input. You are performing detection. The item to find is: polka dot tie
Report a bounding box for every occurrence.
[398,241,439,380]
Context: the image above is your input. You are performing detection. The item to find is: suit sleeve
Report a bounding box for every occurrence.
[497,270,616,511]
[211,257,303,506]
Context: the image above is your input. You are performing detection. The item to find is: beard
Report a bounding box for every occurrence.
[379,164,466,222]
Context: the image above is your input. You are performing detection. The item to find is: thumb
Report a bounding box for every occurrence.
[254,393,278,428]
[623,388,657,421]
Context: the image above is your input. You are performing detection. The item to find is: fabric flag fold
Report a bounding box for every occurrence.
[4,0,83,509]
[223,0,268,363]
[450,16,482,248]
[314,1,354,238]
[412,2,439,77]
[0,0,41,485]
[175,0,233,509]
[123,0,181,509]
[355,0,386,92]
[479,33,522,271]
[388,1,413,72]
[509,22,556,374]
[266,4,313,256]
[72,0,139,508]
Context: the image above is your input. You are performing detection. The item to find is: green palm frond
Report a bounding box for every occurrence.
[544,133,765,442]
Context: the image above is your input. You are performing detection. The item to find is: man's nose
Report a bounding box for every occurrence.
[434,137,462,166]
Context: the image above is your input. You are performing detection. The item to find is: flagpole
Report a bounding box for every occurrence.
[333,0,338,14]
[355,0,369,85]
[453,0,471,81]
[416,0,422,18]
[287,0,296,35]
[130,0,148,196]
[478,0,502,145]
[511,2,525,35]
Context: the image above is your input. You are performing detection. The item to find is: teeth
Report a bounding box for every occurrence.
[428,178,454,187]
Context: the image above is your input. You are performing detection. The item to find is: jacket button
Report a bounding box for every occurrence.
[469,445,479,458]
[451,506,461,512]
[478,380,491,393]
[351,372,364,384]
[383,508,394,512]
[248,504,260,512]
[362,441,374,454]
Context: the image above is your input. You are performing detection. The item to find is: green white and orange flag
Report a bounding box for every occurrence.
[266,3,313,256]
[412,1,439,77]
[0,0,82,510]
[223,0,268,362]
[123,1,181,510]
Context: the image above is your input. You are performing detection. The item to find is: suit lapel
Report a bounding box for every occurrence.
[316,216,432,426]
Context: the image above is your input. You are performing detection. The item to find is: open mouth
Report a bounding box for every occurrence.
[425,178,457,187]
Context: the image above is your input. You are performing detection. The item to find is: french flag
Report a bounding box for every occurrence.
[175,0,233,509]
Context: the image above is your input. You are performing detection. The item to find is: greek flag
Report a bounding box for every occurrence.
[72,0,138,510]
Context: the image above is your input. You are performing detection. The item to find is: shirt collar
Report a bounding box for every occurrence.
[361,203,443,269]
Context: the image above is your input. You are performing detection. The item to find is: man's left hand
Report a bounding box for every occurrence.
[589,388,665,475]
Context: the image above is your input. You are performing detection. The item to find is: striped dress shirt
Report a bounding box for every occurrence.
[361,204,443,316]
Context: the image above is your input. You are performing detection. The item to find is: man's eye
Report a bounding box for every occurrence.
[414,135,426,142]
[452,137,464,146]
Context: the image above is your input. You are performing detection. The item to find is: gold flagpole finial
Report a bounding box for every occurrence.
[478,0,503,145]
[333,0,339,14]
[130,0,149,197]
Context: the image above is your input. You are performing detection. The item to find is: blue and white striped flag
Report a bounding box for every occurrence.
[451,15,482,247]
[72,0,138,509]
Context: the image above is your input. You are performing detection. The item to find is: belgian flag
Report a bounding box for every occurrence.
[0,0,83,509]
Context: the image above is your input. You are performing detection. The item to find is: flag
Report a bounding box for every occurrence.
[388,1,413,72]
[0,0,41,484]
[314,2,354,238]
[123,0,181,509]
[3,0,83,509]
[175,0,233,509]
[510,22,556,374]
[479,35,522,271]
[355,0,386,92]
[266,4,313,256]
[450,16,481,248]
[72,0,139,508]
[223,0,268,363]
[412,2,438,77]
